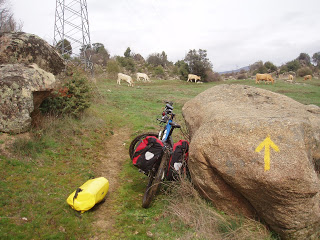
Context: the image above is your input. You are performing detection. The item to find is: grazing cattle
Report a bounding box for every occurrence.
[288,74,293,80]
[187,74,201,83]
[136,72,150,82]
[117,73,134,87]
[304,75,312,81]
[255,74,274,84]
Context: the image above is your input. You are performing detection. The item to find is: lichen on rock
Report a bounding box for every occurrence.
[0,63,58,133]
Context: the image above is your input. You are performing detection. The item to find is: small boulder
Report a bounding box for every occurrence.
[0,63,57,133]
[182,84,320,240]
[0,32,65,75]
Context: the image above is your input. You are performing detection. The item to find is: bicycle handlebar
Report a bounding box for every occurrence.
[157,101,175,124]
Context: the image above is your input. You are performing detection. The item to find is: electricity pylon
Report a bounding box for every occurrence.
[53,0,93,72]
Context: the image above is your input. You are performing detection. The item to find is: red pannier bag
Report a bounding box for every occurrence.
[166,140,189,181]
[132,136,164,173]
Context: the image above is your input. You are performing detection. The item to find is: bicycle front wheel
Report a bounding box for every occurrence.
[142,150,169,208]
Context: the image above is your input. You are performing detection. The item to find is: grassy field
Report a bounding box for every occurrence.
[0,75,319,239]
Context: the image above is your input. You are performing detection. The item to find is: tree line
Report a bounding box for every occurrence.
[248,52,320,78]
[3,0,319,81]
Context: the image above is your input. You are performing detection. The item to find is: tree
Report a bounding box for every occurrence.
[264,61,277,72]
[146,51,169,67]
[174,60,189,80]
[160,51,168,67]
[312,52,320,66]
[92,43,107,54]
[80,44,91,53]
[116,56,135,72]
[133,53,145,62]
[297,53,311,66]
[286,60,300,72]
[56,39,72,55]
[250,61,263,73]
[124,47,131,58]
[184,49,213,81]
[257,65,268,74]
[279,65,288,74]
[91,43,110,66]
[0,0,23,32]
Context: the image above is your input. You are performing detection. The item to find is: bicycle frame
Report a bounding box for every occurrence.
[158,102,177,147]
[159,119,173,141]
[129,101,187,208]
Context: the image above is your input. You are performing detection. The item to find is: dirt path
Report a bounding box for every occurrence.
[90,127,131,239]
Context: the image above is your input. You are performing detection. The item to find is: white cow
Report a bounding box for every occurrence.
[117,73,134,87]
[187,74,201,83]
[136,72,150,82]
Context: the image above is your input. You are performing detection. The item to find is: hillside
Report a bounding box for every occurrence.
[1,72,320,239]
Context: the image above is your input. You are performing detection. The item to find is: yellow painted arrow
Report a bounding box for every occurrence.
[255,135,279,171]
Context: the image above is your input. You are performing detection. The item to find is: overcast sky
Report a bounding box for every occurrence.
[10,0,320,72]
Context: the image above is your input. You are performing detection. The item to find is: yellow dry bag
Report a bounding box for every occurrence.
[67,177,109,213]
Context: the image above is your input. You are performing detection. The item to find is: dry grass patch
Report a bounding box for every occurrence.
[165,178,275,240]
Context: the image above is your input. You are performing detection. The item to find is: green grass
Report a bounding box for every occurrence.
[228,77,320,106]
[1,75,318,239]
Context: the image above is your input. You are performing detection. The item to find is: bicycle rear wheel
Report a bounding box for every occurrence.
[142,150,169,208]
[128,132,158,159]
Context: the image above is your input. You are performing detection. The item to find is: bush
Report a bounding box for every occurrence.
[286,60,300,72]
[297,67,313,77]
[175,60,189,81]
[116,56,135,73]
[106,59,120,78]
[153,65,165,78]
[205,70,221,82]
[279,65,288,74]
[40,74,92,118]
[147,52,168,67]
[237,73,247,80]
[264,61,277,72]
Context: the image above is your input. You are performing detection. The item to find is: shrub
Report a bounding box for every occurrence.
[106,59,120,78]
[286,60,300,72]
[205,70,221,82]
[40,73,92,118]
[237,73,247,80]
[175,60,189,81]
[153,65,165,78]
[147,51,168,67]
[264,61,277,72]
[116,56,135,73]
[297,67,313,77]
[279,65,288,74]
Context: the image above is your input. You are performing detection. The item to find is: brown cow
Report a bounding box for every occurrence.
[255,74,274,84]
[304,75,312,81]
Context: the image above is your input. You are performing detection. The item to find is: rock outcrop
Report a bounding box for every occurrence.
[0,63,57,133]
[182,84,320,240]
[0,32,65,75]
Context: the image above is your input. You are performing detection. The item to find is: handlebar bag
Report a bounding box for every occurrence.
[166,140,189,181]
[133,136,164,173]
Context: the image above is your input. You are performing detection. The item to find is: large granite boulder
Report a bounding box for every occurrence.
[182,84,320,240]
[0,32,65,75]
[0,63,57,133]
